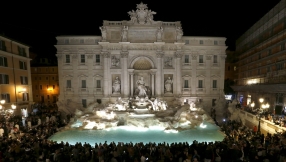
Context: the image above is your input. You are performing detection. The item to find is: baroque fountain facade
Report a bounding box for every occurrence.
[55,2,228,127]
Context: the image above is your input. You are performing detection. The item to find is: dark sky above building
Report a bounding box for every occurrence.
[0,0,281,58]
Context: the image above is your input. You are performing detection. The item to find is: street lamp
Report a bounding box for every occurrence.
[250,102,255,111]
[0,100,5,115]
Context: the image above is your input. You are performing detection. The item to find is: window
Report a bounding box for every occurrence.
[213,55,218,63]
[258,53,261,59]
[82,80,86,88]
[184,55,189,63]
[184,80,189,88]
[1,94,10,103]
[199,55,204,63]
[228,66,230,71]
[198,80,203,88]
[64,39,69,44]
[185,40,189,44]
[82,99,87,108]
[80,54,85,63]
[52,77,54,80]
[80,39,84,44]
[20,76,28,85]
[36,95,38,98]
[46,85,49,89]
[67,80,71,88]
[95,54,100,63]
[47,95,50,99]
[213,80,217,88]
[22,93,29,101]
[35,77,37,80]
[19,61,27,70]
[41,96,44,102]
[0,40,6,51]
[65,55,70,63]
[46,77,48,80]
[39,77,41,80]
[199,40,203,44]
[96,80,101,88]
[35,85,38,90]
[214,40,218,45]
[267,66,271,72]
[0,56,8,67]
[0,74,9,84]
[234,66,237,71]
[257,69,261,75]
[18,46,26,57]
[276,62,284,70]
[53,85,55,89]
[40,85,42,90]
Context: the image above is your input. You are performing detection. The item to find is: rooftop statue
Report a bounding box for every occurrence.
[127,2,156,24]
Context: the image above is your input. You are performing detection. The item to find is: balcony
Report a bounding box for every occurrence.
[182,88,191,95]
[64,88,74,94]
[79,88,89,95]
[196,88,205,93]
[93,88,103,95]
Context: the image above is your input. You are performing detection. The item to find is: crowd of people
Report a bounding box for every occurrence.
[0,105,286,162]
[238,104,286,128]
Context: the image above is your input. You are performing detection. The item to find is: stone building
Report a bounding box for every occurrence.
[55,3,227,112]
[232,0,286,114]
[0,35,33,116]
[31,66,59,105]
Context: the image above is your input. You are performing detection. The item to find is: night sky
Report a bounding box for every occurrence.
[0,0,281,58]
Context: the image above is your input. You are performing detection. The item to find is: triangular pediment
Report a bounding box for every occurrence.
[93,74,103,78]
[64,74,73,78]
[196,74,205,78]
[78,74,88,78]
[211,74,220,78]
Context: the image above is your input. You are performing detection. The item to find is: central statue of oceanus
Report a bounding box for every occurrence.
[127,2,156,24]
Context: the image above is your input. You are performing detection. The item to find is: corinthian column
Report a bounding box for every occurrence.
[102,51,110,97]
[174,51,183,95]
[120,50,129,97]
[156,51,164,97]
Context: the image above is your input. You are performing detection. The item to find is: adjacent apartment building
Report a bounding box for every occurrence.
[232,0,286,114]
[31,66,59,106]
[0,35,33,116]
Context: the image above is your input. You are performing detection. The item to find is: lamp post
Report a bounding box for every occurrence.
[258,98,264,133]
[0,100,5,115]
[250,102,255,111]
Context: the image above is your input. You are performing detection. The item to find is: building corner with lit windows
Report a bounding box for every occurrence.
[0,35,33,117]
[232,0,286,115]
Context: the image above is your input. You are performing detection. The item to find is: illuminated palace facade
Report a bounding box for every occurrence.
[55,3,227,111]
[0,35,33,115]
[232,0,286,113]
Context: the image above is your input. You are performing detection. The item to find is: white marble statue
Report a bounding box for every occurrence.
[147,9,156,23]
[165,77,173,92]
[176,27,183,41]
[127,2,156,24]
[153,98,158,111]
[128,10,137,23]
[0,128,3,137]
[136,76,147,97]
[111,56,120,67]
[121,26,128,42]
[99,26,107,41]
[113,77,121,93]
[165,57,172,67]
[156,26,163,41]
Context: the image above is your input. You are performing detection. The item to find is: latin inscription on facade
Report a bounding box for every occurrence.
[128,29,156,42]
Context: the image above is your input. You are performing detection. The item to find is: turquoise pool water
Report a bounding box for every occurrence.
[49,122,225,145]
